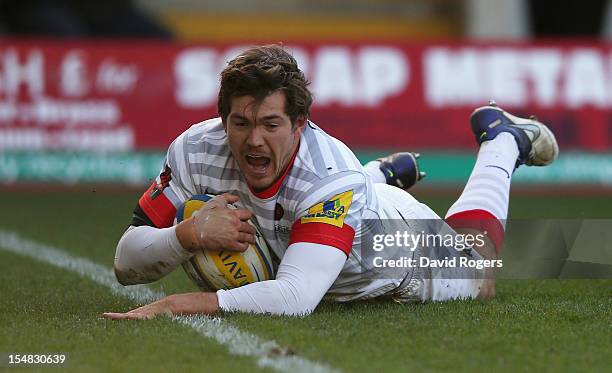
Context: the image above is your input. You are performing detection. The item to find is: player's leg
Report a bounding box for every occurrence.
[375,184,487,303]
[364,152,426,190]
[445,101,559,298]
[446,132,519,299]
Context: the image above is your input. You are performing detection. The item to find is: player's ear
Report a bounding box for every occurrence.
[293,116,306,134]
[222,118,228,132]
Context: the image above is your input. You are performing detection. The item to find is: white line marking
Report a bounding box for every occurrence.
[0,229,337,373]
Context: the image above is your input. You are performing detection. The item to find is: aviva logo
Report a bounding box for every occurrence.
[301,190,353,227]
[211,251,254,288]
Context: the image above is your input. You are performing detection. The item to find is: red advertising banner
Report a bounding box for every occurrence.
[0,40,610,152]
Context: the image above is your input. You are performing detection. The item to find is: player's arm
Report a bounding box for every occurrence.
[106,175,364,317]
[214,181,364,315]
[114,225,191,285]
[114,193,256,285]
[103,241,345,319]
[113,130,256,285]
[103,292,220,320]
[216,242,346,315]
[114,133,194,285]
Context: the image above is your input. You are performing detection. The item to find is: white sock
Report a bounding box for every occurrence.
[446,133,519,224]
[363,160,387,184]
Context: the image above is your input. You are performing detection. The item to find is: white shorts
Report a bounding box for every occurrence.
[375,184,485,303]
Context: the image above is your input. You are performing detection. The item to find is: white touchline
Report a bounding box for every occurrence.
[0,229,338,373]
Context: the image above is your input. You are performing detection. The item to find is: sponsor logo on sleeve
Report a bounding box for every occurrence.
[300,190,353,228]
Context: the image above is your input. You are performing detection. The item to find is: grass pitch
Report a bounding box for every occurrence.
[0,188,610,372]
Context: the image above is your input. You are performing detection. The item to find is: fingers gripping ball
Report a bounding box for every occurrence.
[176,195,275,291]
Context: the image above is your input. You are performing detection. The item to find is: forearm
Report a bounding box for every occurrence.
[103,292,219,320]
[216,242,346,316]
[114,225,192,285]
[217,279,316,316]
[167,292,220,315]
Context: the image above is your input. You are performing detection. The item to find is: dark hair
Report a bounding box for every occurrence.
[217,45,313,125]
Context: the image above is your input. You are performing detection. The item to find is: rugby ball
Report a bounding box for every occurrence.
[176,195,274,291]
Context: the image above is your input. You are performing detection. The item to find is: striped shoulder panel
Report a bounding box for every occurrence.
[185,117,227,143]
[171,117,242,195]
[301,121,364,179]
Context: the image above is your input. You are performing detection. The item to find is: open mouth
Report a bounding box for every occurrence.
[245,154,271,174]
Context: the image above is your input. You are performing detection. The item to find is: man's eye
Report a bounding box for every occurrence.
[234,122,248,127]
[265,123,278,129]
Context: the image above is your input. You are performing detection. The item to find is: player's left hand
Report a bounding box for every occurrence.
[103,298,171,320]
[103,293,219,320]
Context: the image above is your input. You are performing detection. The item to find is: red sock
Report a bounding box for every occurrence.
[445,209,505,255]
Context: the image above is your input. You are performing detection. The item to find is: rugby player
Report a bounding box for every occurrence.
[103,45,558,319]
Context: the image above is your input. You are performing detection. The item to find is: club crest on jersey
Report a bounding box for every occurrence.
[274,203,284,220]
[150,165,172,199]
[301,190,353,227]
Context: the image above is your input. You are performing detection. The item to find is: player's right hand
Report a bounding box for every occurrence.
[178,193,256,252]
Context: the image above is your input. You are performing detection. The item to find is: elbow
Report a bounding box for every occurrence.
[297,295,321,316]
[293,306,314,317]
[113,227,151,286]
[113,254,167,286]
[113,256,156,286]
[279,281,320,317]
[113,241,137,285]
[113,261,137,286]
[114,267,129,286]
[114,230,136,285]
[284,300,317,317]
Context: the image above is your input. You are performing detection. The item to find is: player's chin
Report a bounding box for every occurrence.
[245,176,274,191]
[242,167,273,187]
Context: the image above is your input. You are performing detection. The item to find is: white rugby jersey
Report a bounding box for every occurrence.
[138,118,414,301]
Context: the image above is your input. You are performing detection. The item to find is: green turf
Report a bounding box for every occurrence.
[227,280,611,372]
[0,189,610,372]
[0,252,268,372]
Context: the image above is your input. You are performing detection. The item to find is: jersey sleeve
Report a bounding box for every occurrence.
[289,171,367,256]
[216,241,346,316]
[131,132,196,228]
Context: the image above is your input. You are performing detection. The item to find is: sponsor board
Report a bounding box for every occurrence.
[0,40,611,151]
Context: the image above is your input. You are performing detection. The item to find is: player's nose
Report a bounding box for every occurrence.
[246,125,265,147]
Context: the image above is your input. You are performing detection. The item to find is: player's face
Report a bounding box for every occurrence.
[225,91,305,191]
